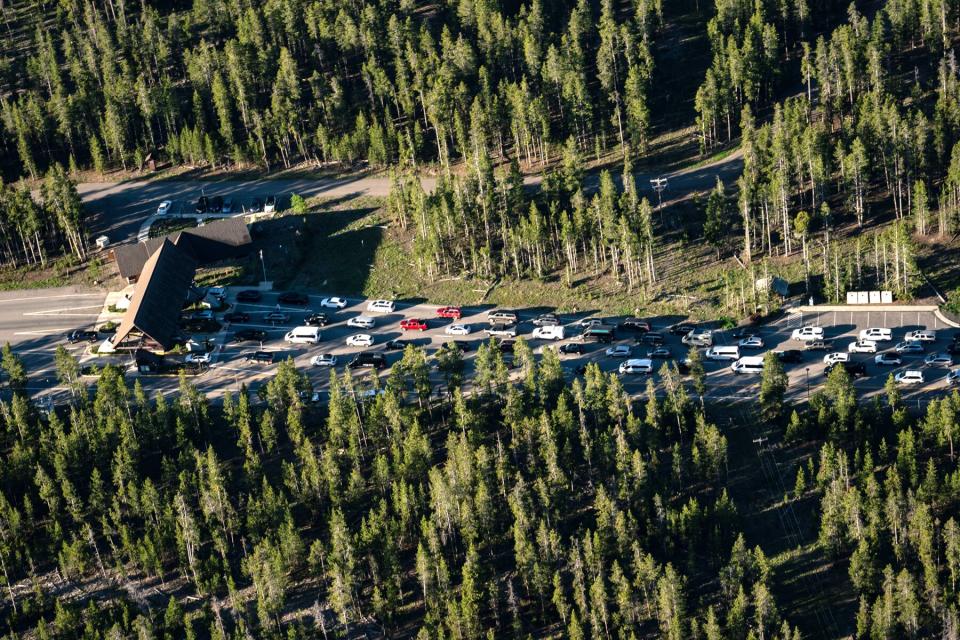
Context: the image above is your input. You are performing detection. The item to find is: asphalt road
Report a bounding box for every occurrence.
[10,286,953,411]
[78,151,745,246]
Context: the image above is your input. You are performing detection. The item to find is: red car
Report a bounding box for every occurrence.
[400,318,429,331]
[436,306,463,319]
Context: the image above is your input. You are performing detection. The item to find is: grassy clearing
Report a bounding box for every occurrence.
[0,255,115,291]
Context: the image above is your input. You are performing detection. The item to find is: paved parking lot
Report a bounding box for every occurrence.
[10,287,958,407]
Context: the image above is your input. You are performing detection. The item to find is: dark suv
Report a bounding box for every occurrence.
[248,351,274,364]
[195,196,208,213]
[349,352,386,370]
[67,329,98,343]
[233,329,267,342]
[305,313,329,326]
[236,290,261,302]
[826,361,868,378]
[619,318,651,332]
[278,292,309,305]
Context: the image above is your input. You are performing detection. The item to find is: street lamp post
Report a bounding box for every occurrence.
[259,249,267,284]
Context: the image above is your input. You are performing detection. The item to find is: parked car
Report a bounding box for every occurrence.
[265,195,277,212]
[157,200,172,215]
[249,198,263,213]
[532,325,565,340]
[385,339,411,350]
[488,310,519,325]
[859,327,893,342]
[223,312,250,323]
[196,196,208,213]
[347,315,375,329]
[775,349,803,363]
[738,336,764,349]
[279,292,309,305]
[533,313,561,327]
[436,306,463,319]
[558,343,584,355]
[222,198,234,214]
[305,313,329,326]
[682,329,714,347]
[618,318,651,332]
[367,299,396,313]
[67,329,98,343]
[905,329,937,342]
[348,352,386,370]
[248,351,274,364]
[605,345,632,358]
[190,310,214,320]
[668,323,696,336]
[875,352,902,366]
[792,326,824,341]
[647,346,672,359]
[826,361,868,378]
[486,323,517,338]
[924,353,953,367]
[444,340,473,352]
[185,352,211,364]
[895,370,925,385]
[233,329,267,342]
[639,332,665,346]
[236,290,262,302]
[823,352,850,366]
[346,334,374,347]
[310,354,337,367]
[619,359,654,375]
[848,340,877,353]
[400,318,429,331]
[895,341,925,354]
[264,312,290,324]
[445,324,471,335]
[804,340,831,351]
[320,297,348,309]
[210,196,223,213]
[947,369,960,386]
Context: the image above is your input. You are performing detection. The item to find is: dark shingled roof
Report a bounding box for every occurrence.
[112,240,197,350]
[111,217,251,281]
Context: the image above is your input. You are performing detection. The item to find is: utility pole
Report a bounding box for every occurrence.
[650,177,668,225]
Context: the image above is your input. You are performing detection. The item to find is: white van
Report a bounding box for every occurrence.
[731,356,765,374]
[366,299,396,313]
[619,359,653,375]
[284,326,322,344]
[706,345,740,361]
[859,327,893,342]
[532,325,565,340]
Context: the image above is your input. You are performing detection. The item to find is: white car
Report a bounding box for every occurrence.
[157,200,172,215]
[905,330,937,343]
[738,336,764,349]
[823,352,849,366]
[924,353,953,367]
[347,315,375,329]
[792,326,824,342]
[346,334,374,347]
[859,328,892,342]
[895,341,924,354]
[894,370,925,385]
[185,352,211,364]
[367,299,396,313]
[948,369,960,386]
[320,297,348,309]
[445,324,471,336]
[605,345,632,358]
[848,340,877,353]
[619,359,653,375]
[310,354,337,367]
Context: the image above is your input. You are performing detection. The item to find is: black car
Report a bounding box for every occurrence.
[233,329,267,342]
[639,332,665,345]
[495,339,515,353]
[248,350,274,364]
[677,359,692,374]
[236,290,262,303]
[441,340,473,352]
[619,318,652,332]
[278,292,309,305]
[210,196,224,213]
[196,196,208,214]
[532,313,560,327]
[223,312,250,323]
[305,313,329,326]
[775,349,803,363]
[668,323,696,336]
[385,339,410,350]
[249,198,263,213]
[559,343,585,355]
[730,327,755,339]
[67,329,98,343]
[826,361,868,378]
[349,352,386,370]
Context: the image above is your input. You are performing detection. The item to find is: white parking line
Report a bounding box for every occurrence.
[23,304,103,316]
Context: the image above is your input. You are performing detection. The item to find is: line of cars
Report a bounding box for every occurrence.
[189,195,277,215]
